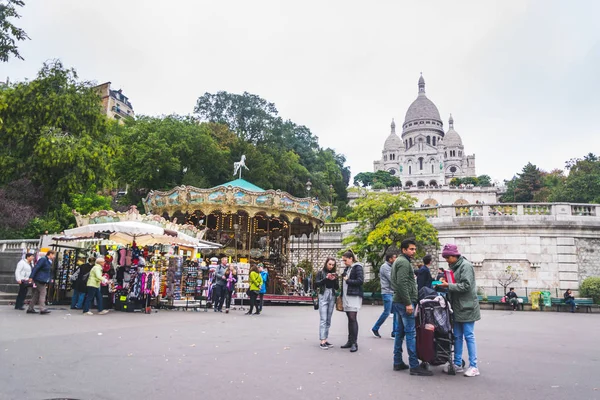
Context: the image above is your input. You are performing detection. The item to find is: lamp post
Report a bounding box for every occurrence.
[306,180,312,197]
[329,184,334,205]
[233,223,240,263]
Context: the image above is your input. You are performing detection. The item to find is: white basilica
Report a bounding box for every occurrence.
[373,75,476,187]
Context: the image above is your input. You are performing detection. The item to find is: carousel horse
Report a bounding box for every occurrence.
[233,155,249,178]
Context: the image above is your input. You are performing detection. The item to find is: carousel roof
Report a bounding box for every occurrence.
[143,179,332,227]
[214,178,265,192]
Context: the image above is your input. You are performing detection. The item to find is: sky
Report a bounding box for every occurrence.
[3,0,600,184]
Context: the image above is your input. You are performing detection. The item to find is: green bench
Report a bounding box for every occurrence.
[480,295,528,311]
[550,297,597,313]
[363,292,383,304]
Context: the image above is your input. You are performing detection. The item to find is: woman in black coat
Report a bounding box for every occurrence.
[340,250,364,353]
[71,258,94,310]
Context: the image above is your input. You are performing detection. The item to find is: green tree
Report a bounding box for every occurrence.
[550,154,600,203]
[477,175,492,187]
[0,60,118,209]
[194,91,278,143]
[500,162,544,202]
[0,0,29,62]
[353,170,401,188]
[343,192,439,275]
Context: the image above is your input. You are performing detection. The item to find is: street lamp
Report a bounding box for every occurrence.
[306,180,312,197]
[329,184,334,204]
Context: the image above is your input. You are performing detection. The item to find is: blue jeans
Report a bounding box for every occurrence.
[565,298,576,312]
[372,293,398,333]
[454,321,477,368]
[83,286,103,313]
[71,289,85,309]
[318,288,335,340]
[393,302,418,368]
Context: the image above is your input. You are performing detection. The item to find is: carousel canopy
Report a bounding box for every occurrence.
[143,179,332,228]
[69,207,221,249]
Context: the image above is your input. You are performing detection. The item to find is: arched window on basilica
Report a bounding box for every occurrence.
[384,155,387,161]
[419,157,424,170]
[432,136,436,146]
[427,136,431,144]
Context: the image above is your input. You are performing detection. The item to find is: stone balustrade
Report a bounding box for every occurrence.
[0,239,41,253]
[413,202,600,220]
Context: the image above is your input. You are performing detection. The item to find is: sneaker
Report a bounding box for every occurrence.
[443,362,464,374]
[225,309,229,314]
[98,310,109,315]
[26,309,38,314]
[393,363,409,371]
[40,310,51,315]
[319,343,329,350]
[464,367,480,377]
[84,311,94,315]
[410,367,433,376]
[391,331,396,338]
[371,329,381,338]
[325,342,334,348]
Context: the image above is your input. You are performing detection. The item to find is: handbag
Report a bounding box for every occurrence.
[312,291,319,310]
[335,294,344,312]
[70,269,80,282]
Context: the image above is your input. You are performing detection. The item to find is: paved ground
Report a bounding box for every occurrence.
[0,304,599,400]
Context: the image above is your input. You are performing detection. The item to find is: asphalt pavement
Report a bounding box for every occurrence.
[0,304,599,400]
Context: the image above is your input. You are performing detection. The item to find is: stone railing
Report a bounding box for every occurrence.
[413,203,600,220]
[0,239,41,253]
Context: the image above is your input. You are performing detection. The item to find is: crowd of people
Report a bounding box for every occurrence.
[315,241,482,378]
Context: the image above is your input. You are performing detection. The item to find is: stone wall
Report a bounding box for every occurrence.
[576,238,600,283]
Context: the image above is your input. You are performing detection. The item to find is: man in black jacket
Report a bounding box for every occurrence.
[416,255,433,291]
[27,250,56,315]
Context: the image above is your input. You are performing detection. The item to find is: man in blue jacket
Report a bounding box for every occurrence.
[27,250,56,315]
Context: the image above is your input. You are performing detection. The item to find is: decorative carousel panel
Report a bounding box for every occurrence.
[208,191,226,204]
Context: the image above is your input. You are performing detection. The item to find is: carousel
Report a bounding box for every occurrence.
[143,156,332,294]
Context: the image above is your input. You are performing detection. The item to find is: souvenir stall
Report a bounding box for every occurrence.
[47,242,90,305]
[143,175,331,296]
[60,207,221,312]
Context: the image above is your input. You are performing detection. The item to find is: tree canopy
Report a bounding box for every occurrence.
[0,62,352,238]
[0,0,29,62]
[343,192,439,272]
[353,170,402,188]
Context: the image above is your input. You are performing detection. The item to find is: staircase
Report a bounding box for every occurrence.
[0,243,38,306]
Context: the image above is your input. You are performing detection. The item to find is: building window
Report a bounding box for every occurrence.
[450,166,457,173]
[427,136,431,144]
[419,157,424,170]
[409,166,412,175]
[384,155,387,161]
[459,151,462,157]
[432,136,436,146]
[409,138,413,147]
[444,151,447,158]
[431,164,434,173]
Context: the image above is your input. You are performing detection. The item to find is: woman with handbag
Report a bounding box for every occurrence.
[71,257,94,310]
[245,263,263,315]
[340,250,364,353]
[316,257,339,350]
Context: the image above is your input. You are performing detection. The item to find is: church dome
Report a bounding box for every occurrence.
[383,118,402,150]
[403,75,442,125]
[443,114,463,147]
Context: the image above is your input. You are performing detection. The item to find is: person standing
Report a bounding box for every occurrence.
[564,289,577,313]
[258,264,269,313]
[246,263,263,315]
[70,257,86,310]
[83,258,109,315]
[224,264,237,313]
[71,257,94,310]
[436,267,445,281]
[371,251,398,339]
[316,257,339,349]
[437,244,481,377]
[340,250,364,353]
[14,253,34,310]
[27,250,56,315]
[416,255,433,291]
[391,239,432,376]
[213,257,228,312]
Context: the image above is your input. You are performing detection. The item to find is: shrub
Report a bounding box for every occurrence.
[580,277,600,304]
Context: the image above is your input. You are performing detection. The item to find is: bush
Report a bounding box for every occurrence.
[580,277,600,304]
[363,279,380,293]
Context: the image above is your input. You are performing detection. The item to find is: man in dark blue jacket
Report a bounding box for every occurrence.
[416,255,433,291]
[27,250,56,315]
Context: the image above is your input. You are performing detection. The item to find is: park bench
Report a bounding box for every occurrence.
[480,295,528,311]
[550,297,597,313]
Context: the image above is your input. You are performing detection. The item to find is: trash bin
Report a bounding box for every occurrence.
[530,291,541,311]
[541,291,552,308]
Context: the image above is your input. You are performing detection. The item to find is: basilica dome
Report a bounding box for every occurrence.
[403,75,442,125]
[383,119,402,150]
[443,114,463,147]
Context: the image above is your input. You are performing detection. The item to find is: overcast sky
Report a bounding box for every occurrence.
[3,0,600,184]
